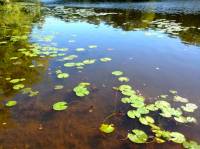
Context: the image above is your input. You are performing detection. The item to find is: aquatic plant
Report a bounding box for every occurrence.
[53,101,68,111]
[73,82,90,97]
[118,77,129,82]
[128,129,148,143]
[100,57,112,62]
[112,71,123,76]
[99,123,115,133]
[5,100,17,107]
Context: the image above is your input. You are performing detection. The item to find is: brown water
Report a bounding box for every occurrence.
[0,2,200,149]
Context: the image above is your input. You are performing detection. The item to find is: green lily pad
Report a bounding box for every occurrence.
[181,103,198,112]
[118,77,129,82]
[73,83,90,97]
[146,104,159,111]
[99,123,115,133]
[64,63,76,67]
[83,59,96,65]
[54,85,64,90]
[63,55,78,60]
[57,73,69,79]
[170,132,186,144]
[100,57,112,62]
[127,110,141,118]
[53,101,68,111]
[160,95,168,99]
[88,45,97,48]
[169,90,177,94]
[5,100,17,107]
[13,84,25,90]
[76,48,85,52]
[128,129,148,143]
[112,71,123,76]
[136,107,149,115]
[155,100,171,109]
[9,78,25,84]
[183,140,200,149]
[174,96,188,103]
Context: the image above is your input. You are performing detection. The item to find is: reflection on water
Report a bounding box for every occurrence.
[0,2,200,149]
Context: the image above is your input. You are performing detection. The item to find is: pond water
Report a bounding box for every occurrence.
[0,1,200,149]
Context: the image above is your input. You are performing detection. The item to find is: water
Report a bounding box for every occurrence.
[0,1,200,149]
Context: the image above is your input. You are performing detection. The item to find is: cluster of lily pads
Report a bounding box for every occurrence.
[73,82,90,97]
[6,78,25,90]
[99,70,200,148]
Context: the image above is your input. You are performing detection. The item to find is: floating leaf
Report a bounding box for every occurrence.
[146,104,159,111]
[64,63,76,67]
[13,84,25,90]
[170,132,186,144]
[160,95,168,98]
[169,90,177,94]
[88,45,97,48]
[181,103,198,112]
[53,101,68,111]
[155,100,170,109]
[127,110,141,118]
[99,123,115,133]
[83,59,96,65]
[174,96,188,103]
[128,129,148,143]
[5,100,17,107]
[100,57,112,62]
[54,85,64,90]
[183,140,200,149]
[112,71,123,76]
[9,78,25,84]
[76,48,85,52]
[63,55,78,60]
[73,83,90,97]
[118,77,129,82]
[57,73,69,79]
[137,107,149,115]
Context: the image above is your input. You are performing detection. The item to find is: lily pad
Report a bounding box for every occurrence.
[73,83,90,97]
[5,100,17,107]
[64,63,76,67]
[83,59,96,65]
[88,45,97,48]
[128,129,148,143]
[53,101,68,111]
[170,132,186,144]
[76,48,85,52]
[112,71,123,76]
[127,110,141,118]
[57,73,69,79]
[54,85,64,90]
[63,55,78,60]
[174,96,188,103]
[181,103,198,112]
[118,77,129,82]
[13,84,25,90]
[100,57,112,62]
[99,123,115,133]
[183,140,200,149]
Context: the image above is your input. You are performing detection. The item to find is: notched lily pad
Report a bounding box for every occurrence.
[53,101,68,111]
[73,82,90,97]
[99,123,115,133]
[128,129,148,143]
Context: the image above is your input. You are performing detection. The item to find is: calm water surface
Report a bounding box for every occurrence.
[0,2,200,149]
